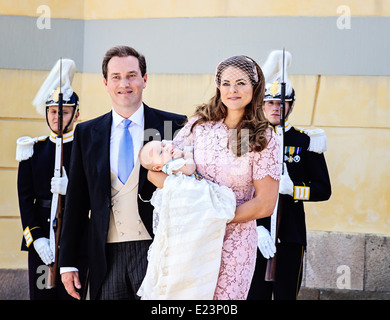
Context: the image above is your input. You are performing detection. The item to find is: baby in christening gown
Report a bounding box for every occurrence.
[137,140,236,300]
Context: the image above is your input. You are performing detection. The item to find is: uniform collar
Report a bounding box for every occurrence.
[49,128,75,143]
[270,120,292,132]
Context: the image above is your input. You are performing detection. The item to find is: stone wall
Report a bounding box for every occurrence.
[1,230,389,300]
[0,269,29,300]
[298,231,390,300]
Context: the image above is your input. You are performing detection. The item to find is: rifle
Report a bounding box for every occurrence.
[265,49,286,282]
[47,58,64,289]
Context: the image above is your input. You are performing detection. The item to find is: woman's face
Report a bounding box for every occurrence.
[219,66,253,113]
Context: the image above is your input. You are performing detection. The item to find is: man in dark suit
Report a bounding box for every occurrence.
[59,46,186,300]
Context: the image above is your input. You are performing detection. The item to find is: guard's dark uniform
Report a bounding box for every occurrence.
[17,132,87,300]
[248,123,332,300]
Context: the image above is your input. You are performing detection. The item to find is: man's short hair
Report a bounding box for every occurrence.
[102,45,147,80]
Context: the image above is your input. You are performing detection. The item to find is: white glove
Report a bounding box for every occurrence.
[33,237,54,265]
[257,226,276,259]
[51,166,68,195]
[279,163,294,197]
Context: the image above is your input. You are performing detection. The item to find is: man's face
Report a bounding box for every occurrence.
[262,100,291,125]
[47,105,79,133]
[103,56,147,112]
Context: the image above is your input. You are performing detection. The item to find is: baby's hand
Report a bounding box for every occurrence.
[172,148,184,159]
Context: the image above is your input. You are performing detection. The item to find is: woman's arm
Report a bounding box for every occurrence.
[230,175,279,223]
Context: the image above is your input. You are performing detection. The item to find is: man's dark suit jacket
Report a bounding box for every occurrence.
[59,104,186,300]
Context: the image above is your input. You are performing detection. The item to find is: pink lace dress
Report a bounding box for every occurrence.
[173,117,281,300]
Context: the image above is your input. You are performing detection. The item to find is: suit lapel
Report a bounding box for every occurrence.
[92,111,112,197]
[94,107,163,195]
[90,108,159,195]
[138,104,163,191]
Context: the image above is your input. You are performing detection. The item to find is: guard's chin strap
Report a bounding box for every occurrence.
[285,103,294,119]
[64,104,79,133]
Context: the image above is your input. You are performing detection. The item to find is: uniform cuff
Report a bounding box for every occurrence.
[294,186,310,200]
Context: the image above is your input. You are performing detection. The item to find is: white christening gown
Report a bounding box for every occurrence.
[137,170,235,300]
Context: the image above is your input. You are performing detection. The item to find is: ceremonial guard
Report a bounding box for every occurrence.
[248,50,332,300]
[17,59,86,299]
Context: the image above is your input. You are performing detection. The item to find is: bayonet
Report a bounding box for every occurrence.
[47,58,64,289]
[265,48,286,282]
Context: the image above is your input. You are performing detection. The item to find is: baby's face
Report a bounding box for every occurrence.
[145,140,174,168]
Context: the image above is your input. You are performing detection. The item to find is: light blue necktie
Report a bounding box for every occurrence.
[118,119,134,184]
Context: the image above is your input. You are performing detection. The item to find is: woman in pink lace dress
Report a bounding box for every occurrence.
[149,56,281,299]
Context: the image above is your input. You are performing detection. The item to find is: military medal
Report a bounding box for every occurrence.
[285,146,295,162]
[285,146,301,163]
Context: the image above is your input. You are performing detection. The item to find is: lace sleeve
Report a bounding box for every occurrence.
[173,116,198,149]
[252,130,281,181]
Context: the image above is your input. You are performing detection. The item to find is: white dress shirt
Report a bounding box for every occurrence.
[110,104,144,177]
